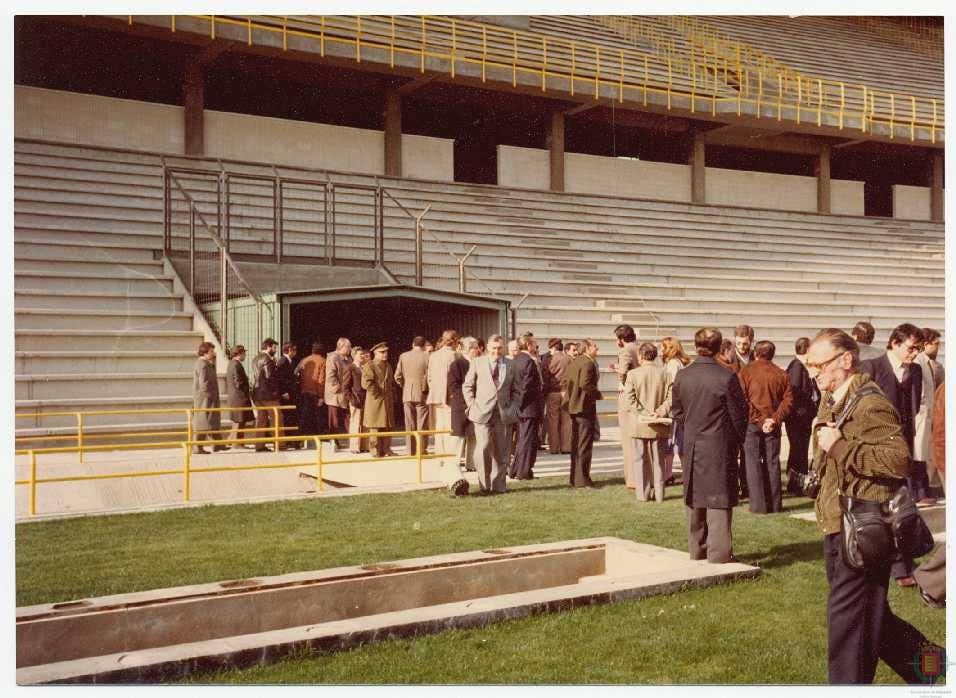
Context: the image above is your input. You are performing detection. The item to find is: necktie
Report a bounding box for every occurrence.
[492,361,500,387]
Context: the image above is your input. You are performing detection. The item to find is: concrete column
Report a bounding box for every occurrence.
[384,92,402,178]
[816,144,832,214]
[183,62,205,157]
[547,112,565,192]
[930,152,944,222]
[690,135,706,204]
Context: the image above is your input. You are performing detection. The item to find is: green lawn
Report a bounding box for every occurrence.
[16,474,945,684]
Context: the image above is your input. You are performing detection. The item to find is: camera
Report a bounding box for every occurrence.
[788,467,821,500]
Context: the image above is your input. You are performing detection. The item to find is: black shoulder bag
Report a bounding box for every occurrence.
[833,386,935,571]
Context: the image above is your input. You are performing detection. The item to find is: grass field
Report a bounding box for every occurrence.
[16,474,946,684]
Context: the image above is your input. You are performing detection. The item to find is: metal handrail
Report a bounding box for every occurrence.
[15,427,456,515]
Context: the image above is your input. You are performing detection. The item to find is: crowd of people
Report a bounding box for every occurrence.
[191,317,946,684]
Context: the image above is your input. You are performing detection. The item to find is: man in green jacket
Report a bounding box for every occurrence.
[808,328,941,684]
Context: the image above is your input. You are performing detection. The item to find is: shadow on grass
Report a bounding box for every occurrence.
[744,539,823,570]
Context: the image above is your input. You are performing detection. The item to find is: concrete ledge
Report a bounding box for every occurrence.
[16,538,759,684]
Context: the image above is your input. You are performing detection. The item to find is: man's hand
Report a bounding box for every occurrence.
[817,423,843,453]
[761,418,775,434]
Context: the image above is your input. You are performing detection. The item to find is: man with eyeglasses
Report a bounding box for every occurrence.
[806,328,941,684]
[860,323,928,587]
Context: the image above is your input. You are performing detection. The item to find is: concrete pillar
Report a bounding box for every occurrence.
[816,145,832,214]
[930,152,944,222]
[690,135,706,204]
[183,62,205,157]
[547,112,565,192]
[384,92,402,178]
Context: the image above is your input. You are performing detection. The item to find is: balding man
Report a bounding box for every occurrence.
[326,337,353,450]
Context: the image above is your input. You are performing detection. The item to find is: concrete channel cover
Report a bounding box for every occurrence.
[16,537,760,684]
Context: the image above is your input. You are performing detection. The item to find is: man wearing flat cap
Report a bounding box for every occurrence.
[362,342,398,457]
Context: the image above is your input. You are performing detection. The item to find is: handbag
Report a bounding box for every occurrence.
[831,386,934,570]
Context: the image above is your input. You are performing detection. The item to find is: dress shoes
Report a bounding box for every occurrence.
[897,576,918,588]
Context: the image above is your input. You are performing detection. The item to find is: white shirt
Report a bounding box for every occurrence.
[886,350,905,384]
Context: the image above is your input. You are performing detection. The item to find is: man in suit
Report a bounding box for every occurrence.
[427,329,460,461]
[809,328,940,684]
[395,336,430,456]
[728,324,755,373]
[444,336,477,496]
[192,341,225,454]
[251,338,282,452]
[463,334,519,494]
[510,335,543,480]
[623,342,673,502]
[860,323,927,587]
[610,325,640,489]
[671,328,748,563]
[921,328,944,387]
[738,340,794,513]
[226,344,254,449]
[362,342,398,457]
[542,338,573,455]
[563,339,603,488]
[325,337,353,450]
[347,346,369,454]
[275,342,299,449]
[785,337,820,494]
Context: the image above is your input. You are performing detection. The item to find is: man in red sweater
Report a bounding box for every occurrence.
[738,340,793,513]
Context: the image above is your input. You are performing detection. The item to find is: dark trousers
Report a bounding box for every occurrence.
[403,401,429,455]
[786,419,812,494]
[510,416,540,479]
[743,423,782,513]
[736,445,749,498]
[570,412,595,487]
[328,405,350,447]
[909,460,931,502]
[280,396,298,444]
[687,506,733,563]
[823,533,940,684]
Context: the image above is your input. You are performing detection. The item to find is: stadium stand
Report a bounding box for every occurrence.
[13,14,945,448]
[14,135,944,441]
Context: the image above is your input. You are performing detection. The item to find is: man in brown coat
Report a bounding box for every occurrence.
[193,341,225,454]
[347,346,369,453]
[226,345,254,449]
[563,339,603,488]
[738,340,793,513]
[295,340,326,440]
[427,329,459,460]
[325,337,353,450]
[362,342,398,457]
[395,336,430,455]
[542,338,573,454]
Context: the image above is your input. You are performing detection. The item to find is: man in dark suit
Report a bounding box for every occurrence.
[275,342,300,449]
[562,339,603,488]
[785,337,820,494]
[860,323,926,587]
[671,327,748,563]
[510,335,543,480]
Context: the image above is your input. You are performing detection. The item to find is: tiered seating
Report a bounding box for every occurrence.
[14,143,205,440]
[15,139,945,416]
[697,15,944,101]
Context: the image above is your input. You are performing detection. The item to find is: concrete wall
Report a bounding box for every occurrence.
[831,179,866,216]
[566,153,692,201]
[706,167,819,211]
[497,145,551,190]
[15,85,185,154]
[15,85,454,181]
[893,185,933,220]
[402,133,454,182]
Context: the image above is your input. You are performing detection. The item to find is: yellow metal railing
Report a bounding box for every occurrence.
[15,405,298,461]
[129,14,941,142]
[598,14,942,142]
[15,428,456,516]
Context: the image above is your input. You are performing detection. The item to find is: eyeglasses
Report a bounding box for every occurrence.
[806,351,846,372]
[900,342,924,354]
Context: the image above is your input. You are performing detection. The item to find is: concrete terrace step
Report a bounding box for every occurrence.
[16,351,197,375]
[16,373,196,401]
[16,395,194,430]
[13,270,174,295]
[530,303,944,323]
[14,239,161,264]
[15,329,203,352]
[15,309,193,332]
[15,258,166,277]
[15,289,183,313]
